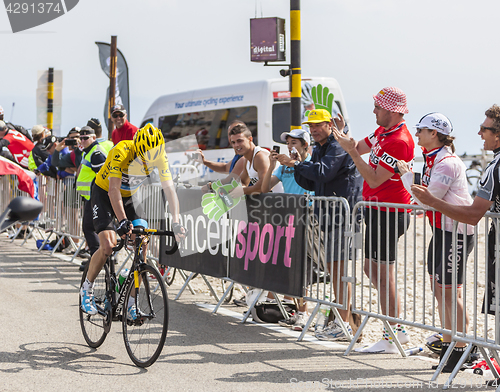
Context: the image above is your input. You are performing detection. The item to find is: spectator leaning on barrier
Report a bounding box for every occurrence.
[228,123,270,195]
[281,108,362,341]
[332,87,415,353]
[198,120,249,191]
[0,120,34,169]
[411,105,500,384]
[28,125,51,171]
[35,135,58,178]
[52,127,81,178]
[261,128,314,331]
[397,113,474,372]
[76,127,108,270]
[110,104,138,146]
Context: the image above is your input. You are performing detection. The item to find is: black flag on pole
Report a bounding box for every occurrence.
[95,42,130,130]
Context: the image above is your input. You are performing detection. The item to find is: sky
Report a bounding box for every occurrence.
[0,0,499,157]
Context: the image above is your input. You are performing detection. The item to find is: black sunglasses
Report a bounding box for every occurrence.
[480,125,496,132]
[112,112,125,118]
[80,136,92,141]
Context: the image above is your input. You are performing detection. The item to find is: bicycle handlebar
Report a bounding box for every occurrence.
[111,228,179,254]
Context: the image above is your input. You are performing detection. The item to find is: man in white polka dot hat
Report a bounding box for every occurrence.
[331,87,415,353]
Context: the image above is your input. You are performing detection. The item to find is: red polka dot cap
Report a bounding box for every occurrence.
[373,87,409,114]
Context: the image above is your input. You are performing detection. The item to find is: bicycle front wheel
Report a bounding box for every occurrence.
[122,264,169,367]
[79,262,111,348]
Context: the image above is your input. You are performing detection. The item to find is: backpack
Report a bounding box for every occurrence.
[49,235,70,252]
[251,301,297,323]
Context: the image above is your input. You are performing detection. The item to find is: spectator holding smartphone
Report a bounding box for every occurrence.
[52,127,81,178]
[331,87,414,352]
[397,112,473,372]
[261,128,314,330]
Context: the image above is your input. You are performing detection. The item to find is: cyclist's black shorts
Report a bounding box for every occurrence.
[91,183,147,234]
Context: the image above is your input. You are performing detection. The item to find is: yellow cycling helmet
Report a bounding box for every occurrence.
[134,123,165,161]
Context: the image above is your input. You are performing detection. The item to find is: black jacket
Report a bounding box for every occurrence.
[294,133,362,211]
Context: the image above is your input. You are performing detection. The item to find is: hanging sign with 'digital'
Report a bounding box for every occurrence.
[250,17,286,62]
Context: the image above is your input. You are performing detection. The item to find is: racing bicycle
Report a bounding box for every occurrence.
[79,227,178,367]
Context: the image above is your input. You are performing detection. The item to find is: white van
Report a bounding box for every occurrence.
[141,77,349,183]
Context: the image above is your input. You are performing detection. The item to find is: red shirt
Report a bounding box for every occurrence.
[111,120,138,145]
[363,122,414,208]
[2,130,34,168]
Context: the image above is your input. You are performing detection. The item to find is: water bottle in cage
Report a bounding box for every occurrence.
[116,268,129,293]
[315,296,330,331]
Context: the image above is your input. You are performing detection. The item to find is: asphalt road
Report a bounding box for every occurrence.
[0,237,490,392]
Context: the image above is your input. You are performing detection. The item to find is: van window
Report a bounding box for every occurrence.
[272,103,290,143]
[272,101,344,143]
[158,106,258,150]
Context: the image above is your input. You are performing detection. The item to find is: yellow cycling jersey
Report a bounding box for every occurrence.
[95,140,172,197]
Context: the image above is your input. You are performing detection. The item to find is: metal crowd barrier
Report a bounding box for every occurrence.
[298,196,354,341]
[337,200,500,390]
[5,172,500,389]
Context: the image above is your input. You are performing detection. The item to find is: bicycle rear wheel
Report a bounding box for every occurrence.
[122,264,169,367]
[79,262,111,348]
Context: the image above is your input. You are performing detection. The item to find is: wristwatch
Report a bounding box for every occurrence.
[294,160,300,167]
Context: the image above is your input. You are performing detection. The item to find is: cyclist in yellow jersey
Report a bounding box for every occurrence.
[80,124,186,319]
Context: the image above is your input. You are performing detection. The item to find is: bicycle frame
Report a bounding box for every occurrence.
[98,228,177,325]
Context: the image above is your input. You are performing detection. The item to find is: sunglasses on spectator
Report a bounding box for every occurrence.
[415,128,431,134]
[480,125,496,132]
[80,136,93,141]
[112,112,125,118]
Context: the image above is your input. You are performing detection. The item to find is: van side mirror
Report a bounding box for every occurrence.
[0,196,43,231]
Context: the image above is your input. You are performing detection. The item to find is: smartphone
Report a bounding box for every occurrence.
[414,172,421,185]
[272,145,280,154]
[65,139,77,146]
[190,152,200,160]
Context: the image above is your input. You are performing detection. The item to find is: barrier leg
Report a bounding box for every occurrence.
[344,315,370,356]
[330,306,353,343]
[241,289,264,324]
[442,343,473,390]
[431,341,456,381]
[38,231,54,253]
[50,234,65,256]
[175,272,197,300]
[201,274,220,302]
[271,292,290,321]
[298,302,320,341]
[9,226,22,243]
[489,348,500,379]
[20,223,34,246]
[178,270,196,295]
[212,281,234,314]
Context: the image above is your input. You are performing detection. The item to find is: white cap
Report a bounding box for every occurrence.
[280,128,311,145]
[415,112,453,135]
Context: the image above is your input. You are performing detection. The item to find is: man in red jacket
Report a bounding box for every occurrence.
[110,104,137,145]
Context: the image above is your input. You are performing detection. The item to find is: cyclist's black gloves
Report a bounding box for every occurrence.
[117,219,132,237]
[172,222,187,238]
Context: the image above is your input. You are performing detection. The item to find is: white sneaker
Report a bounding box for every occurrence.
[292,313,310,331]
[315,320,353,341]
[355,338,400,354]
[356,325,408,354]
